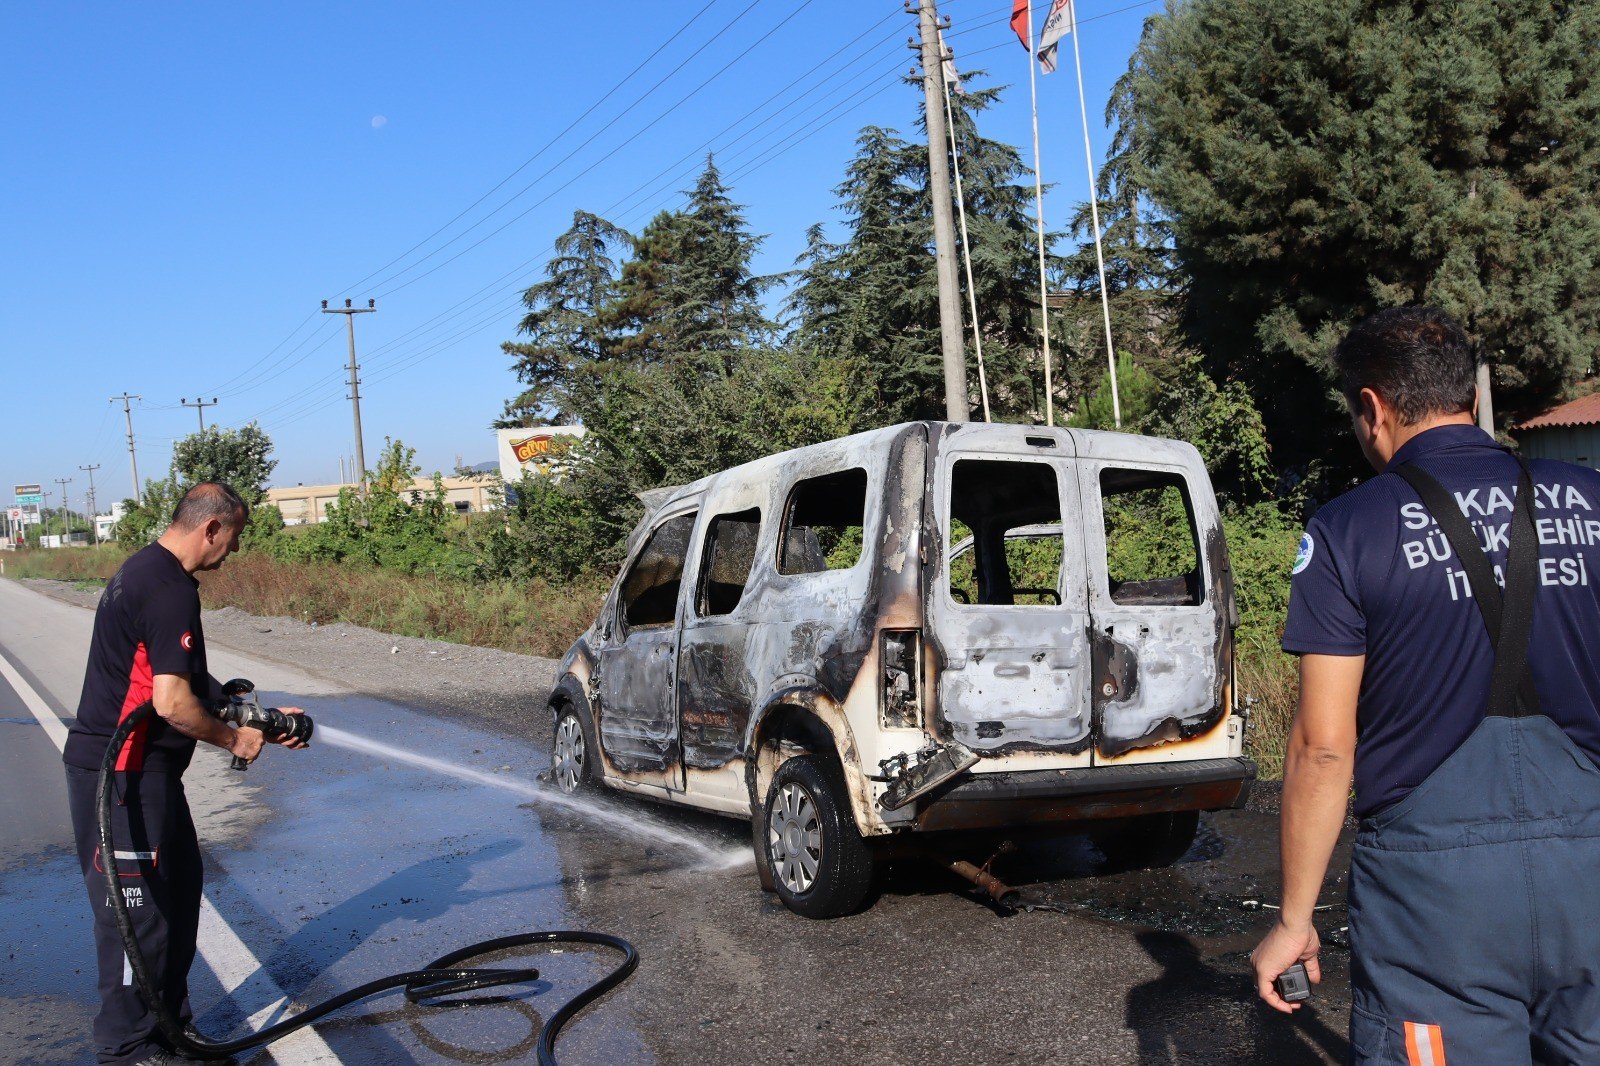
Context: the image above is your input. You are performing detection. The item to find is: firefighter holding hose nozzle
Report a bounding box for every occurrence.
[62,483,309,1066]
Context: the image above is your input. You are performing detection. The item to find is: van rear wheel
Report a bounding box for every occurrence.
[761,756,874,919]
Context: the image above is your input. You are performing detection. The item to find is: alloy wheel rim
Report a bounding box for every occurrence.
[768,782,822,894]
[553,716,585,792]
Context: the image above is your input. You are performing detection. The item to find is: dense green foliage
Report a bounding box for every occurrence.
[1116,0,1600,470]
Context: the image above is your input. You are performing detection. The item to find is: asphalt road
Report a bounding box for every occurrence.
[0,577,1353,1064]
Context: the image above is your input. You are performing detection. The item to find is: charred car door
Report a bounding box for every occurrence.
[928,439,1094,761]
[594,509,696,791]
[1080,461,1223,760]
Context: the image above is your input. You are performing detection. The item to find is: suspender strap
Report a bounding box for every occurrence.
[1393,458,1542,719]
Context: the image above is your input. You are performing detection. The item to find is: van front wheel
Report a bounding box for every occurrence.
[761,756,874,919]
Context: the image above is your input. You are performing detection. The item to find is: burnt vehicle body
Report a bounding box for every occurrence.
[547,421,1255,917]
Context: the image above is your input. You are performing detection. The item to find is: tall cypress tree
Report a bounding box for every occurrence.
[498,209,632,426]
[601,156,777,372]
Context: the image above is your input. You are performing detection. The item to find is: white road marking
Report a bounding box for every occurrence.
[0,644,340,1064]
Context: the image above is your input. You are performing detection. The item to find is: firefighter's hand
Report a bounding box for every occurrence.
[227,725,266,764]
[272,707,309,748]
[1251,919,1321,1014]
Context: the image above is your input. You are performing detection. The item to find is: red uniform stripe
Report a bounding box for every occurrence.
[114,642,152,772]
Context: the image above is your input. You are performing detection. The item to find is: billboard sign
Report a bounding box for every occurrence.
[496,426,585,483]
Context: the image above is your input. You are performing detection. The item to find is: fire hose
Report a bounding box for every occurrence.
[97,689,637,1064]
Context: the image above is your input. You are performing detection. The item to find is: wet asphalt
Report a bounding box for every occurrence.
[0,582,1354,1065]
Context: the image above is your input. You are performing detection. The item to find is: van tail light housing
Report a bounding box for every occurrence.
[880,629,922,729]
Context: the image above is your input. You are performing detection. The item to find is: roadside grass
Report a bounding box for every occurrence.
[5,546,126,582]
[197,553,609,659]
[7,547,607,660]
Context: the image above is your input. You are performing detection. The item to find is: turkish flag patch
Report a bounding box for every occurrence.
[180,631,194,651]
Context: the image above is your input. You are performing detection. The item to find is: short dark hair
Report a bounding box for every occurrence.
[1331,306,1477,424]
[171,482,249,531]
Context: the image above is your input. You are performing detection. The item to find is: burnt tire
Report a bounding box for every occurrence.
[1095,810,1200,871]
[761,756,874,919]
[549,702,600,794]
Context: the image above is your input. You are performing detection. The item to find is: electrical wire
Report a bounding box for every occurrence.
[360,0,787,297]
[333,0,737,298]
[368,0,823,299]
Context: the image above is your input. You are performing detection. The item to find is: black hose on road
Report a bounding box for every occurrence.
[97,703,637,1065]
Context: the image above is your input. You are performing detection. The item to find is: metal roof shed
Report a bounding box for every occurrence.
[1512,394,1600,471]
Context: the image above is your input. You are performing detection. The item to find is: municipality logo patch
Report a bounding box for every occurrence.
[1292,533,1315,575]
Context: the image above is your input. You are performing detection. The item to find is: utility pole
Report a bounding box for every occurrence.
[79,464,101,544]
[53,478,72,539]
[911,0,969,422]
[180,396,218,433]
[110,393,143,505]
[322,298,376,491]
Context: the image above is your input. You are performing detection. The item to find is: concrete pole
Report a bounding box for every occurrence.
[79,464,100,544]
[111,393,142,505]
[916,0,969,422]
[1476,363,1496,434]
[322,299,376,492]
[53,478,72,538]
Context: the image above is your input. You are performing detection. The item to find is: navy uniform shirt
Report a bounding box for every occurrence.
[1283,424,1600,816]
[63,543,209,774]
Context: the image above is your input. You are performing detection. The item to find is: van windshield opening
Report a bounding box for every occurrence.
[947,460,1064,607]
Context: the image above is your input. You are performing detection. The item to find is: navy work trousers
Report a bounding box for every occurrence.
[66,765,202,1066]
[1348,715,1600,1065]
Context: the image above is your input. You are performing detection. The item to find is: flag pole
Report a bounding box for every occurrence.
[1025,0,1054,428]
[1067,0,1121,428]
[941,59,991,423]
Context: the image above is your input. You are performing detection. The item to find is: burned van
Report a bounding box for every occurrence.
[546,421,1255,917]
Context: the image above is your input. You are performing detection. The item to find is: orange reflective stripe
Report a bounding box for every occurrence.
[1403,1021,1446,1066]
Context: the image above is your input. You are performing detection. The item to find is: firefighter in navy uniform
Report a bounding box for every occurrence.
[1251,309,1600,1063]
[62,483,307,1066]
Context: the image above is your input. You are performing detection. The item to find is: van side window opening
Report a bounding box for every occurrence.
[1098,468,1203,606]
[620,512,697,629]
[947,460,1064,606]
[699,508,762,616]
[779,468,868,575]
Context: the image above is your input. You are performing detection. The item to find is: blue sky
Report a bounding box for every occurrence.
[1,0,1155,512]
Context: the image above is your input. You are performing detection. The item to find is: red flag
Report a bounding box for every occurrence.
[1010,0,1031,52]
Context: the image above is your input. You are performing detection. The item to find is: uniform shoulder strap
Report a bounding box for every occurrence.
[1393,458,1542,719]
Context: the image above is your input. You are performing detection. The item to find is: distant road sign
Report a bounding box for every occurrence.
[15,494,43,508]
[14,484,41,497]
[6,508,20,523]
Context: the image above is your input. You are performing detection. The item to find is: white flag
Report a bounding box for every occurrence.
[1038,0,1072,74]
[938,29,962,94]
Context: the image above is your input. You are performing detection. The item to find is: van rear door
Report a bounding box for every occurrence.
[927,433,1093,763]
[1076,447,1227,761]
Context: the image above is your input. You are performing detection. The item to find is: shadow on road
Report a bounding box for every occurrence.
[1126,930,1347,1065]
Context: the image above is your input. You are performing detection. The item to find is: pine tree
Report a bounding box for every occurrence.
[789,77,1059,424]
[498,209,632,426]
[1115,0,1600,467]
[601,156,777,372]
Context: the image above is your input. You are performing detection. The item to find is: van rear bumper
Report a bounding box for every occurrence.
[910,756,1256,832]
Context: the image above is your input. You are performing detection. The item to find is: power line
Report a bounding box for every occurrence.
[361,0,786,297]
[333,0,733,298]
[330,12,905,375]
[368,0,824,299]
